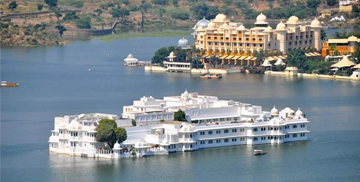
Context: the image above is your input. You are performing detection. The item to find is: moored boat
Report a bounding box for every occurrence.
[254,150,267,155]
[1,81,19,87]
[200,74,222,79]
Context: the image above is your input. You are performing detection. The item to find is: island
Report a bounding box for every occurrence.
[49,90,309,159]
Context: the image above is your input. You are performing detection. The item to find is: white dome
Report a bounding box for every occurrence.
[168,51,176,58]
[282,107,294,114]
[295,108,303,116]
[264,26,272,32]
[287,16,299,24]
[271,105,279,115]
[113,142,121,150]
[276,21,286,30]
[207,20,215,29]
[196,26,204,31]
[236,25,246,31]
[214,14,227,22]
[178,37,189,49]
[255,13,267,24]
[220,23,229,29]
[310,18,321,27]
[127,54,134,58]
[195,17,210,29]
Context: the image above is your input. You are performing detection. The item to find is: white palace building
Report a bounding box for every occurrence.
[49,91,310,158]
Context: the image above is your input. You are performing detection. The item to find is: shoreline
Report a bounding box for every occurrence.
[98,31,191,42]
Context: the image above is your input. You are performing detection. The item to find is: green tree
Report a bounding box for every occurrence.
[99,119,117,129]
[114,127,127,143]
[139,1,151,32]
[76,15,91,29]
[307,0,320,9]
[287,49,307,72]
[326,0,337,6]
[174,109,187,122]
[8,1,18,11]
[191,4,219,19]
[37,4,44,12]
[55,10,62,21]
[131,119,137,126]
[45,0,58,9]
[152,0,169,5]
[63,12,79,21]
[111,8,121,19]
[94,9,102,16]
[96,123,117,148]
[55,24,66,38]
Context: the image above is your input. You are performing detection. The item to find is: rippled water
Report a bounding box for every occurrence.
[1,36,360,182]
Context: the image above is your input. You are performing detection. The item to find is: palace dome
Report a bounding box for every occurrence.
[207,20,216,29]
[113,142,121,150]
[236,25,246,31]
[255,13,267,24]
[178,37,189,49]
[310,18,321,27]
[276,21,286,30]
[295,108,303,116]
[287,16,299,24]
[196,26,204,31]
[264,26,272,32]
[195,17,210,29]
[220,23,229,29]
[127,54,134,58]
[271,106,279,116]
[214,14,227,22]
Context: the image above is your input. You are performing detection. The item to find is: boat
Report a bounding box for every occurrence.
[1,81,19,87]
[200,74,222,79]
[254,150,267,155]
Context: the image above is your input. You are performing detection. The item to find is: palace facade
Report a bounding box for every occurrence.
[193,13,322,63]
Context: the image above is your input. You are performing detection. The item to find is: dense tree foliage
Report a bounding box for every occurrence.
[287,49,306,72]
[8,1,18,11]
[152,0,169,5]
[37,4,43,12]
[76,15,91,29]
[96,124,117,148]
[190,4,219,19]
[44,0,58,9]
[326,0,337,6]
[320,29,327,41]
[96,119,127,148]
[99,119,117,129]
[174,110,187,122]
[307,0,321,9]
[353,43,360,64]
[55,10,62,21]
[63,12,79,21]
[55,24,66,37]
[151,46,187,65]
[114,127,127,144]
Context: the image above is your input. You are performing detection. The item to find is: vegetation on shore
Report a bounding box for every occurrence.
[1,0,359,46]
[96,119,127,148]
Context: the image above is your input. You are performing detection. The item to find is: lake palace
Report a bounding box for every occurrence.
[49,90,309,158]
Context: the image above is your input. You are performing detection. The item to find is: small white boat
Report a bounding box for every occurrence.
[254,150,267,155]
[200,74,222,79]
[1,81,19,87]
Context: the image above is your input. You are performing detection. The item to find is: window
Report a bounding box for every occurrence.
[254,137,258,141]
[261,137,266,140]
[224,129,229,133]
[261,127,266,131]
[232,138,237,142]
[285,125,289,129]
[293,125,297,129]
[300,124,305,128]
[200,141,205,145]
[224,139,229,143]
[216,130,221,134]
[285,134,289,138]
[293,134,297,138]
[240,128,245,132]
[232,129,237,132]
[208,140,213,144]
[208,131,213,135]
[300,133,306,137]
[200,131,205,135]
[253,128,258,132]
[216,139,221,143]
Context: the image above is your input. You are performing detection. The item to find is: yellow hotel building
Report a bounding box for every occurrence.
[193,13,322,65]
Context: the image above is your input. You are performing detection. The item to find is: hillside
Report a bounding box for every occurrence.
[1,0,359,46]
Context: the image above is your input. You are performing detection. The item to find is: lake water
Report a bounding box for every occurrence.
[1,35,360,182]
